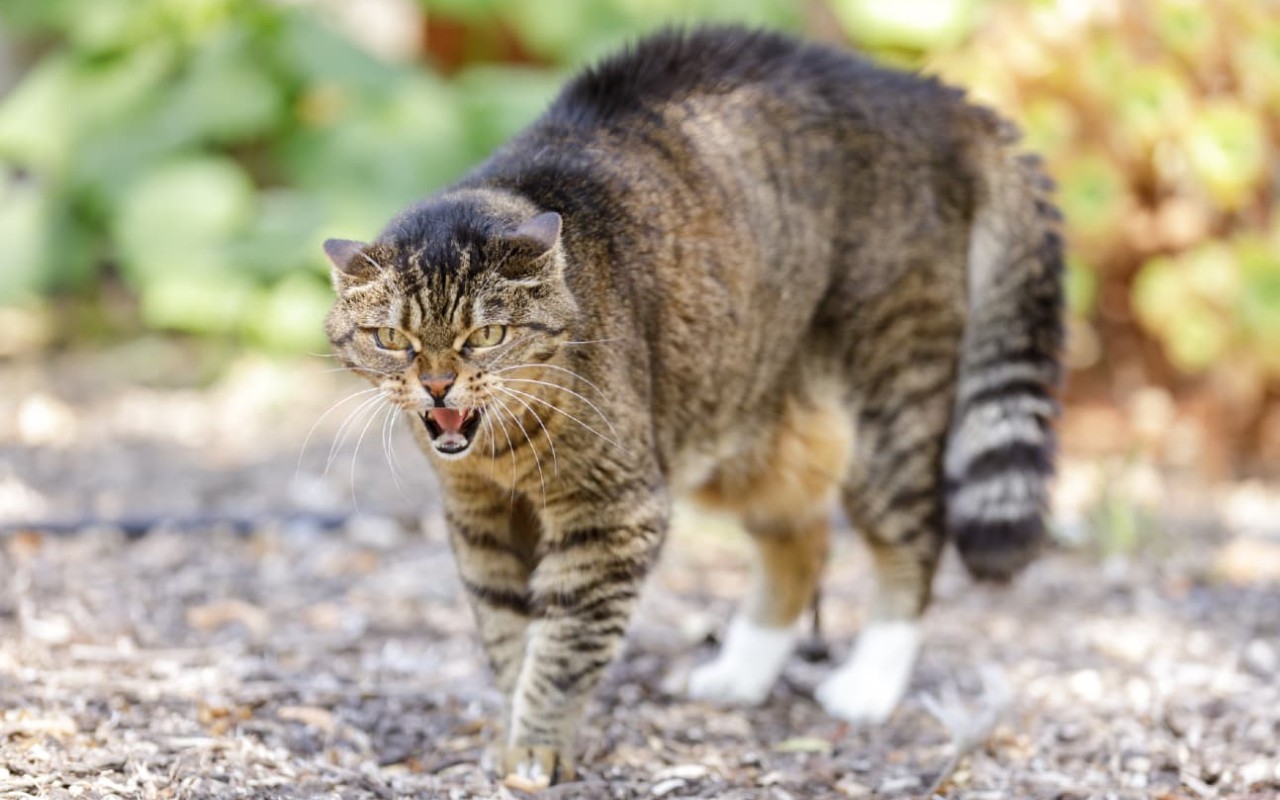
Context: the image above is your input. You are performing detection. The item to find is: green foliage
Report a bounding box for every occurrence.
[0,0,483,349]
[932,0,1280,392]
[830,0,977,52]
[1,0,1277,380]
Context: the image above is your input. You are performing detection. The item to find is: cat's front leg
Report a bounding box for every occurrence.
[502,498,668,787]
[442,490,541,764]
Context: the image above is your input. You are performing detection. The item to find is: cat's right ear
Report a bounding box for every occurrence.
[495,212,563,281]
[323,239,378,289]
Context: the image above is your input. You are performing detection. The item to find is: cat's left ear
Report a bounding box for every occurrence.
[324,238,378,288]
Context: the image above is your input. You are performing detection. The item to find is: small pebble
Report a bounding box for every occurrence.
[654,764,708,781]
[836,778,871,797]
[346,515,403,549]
[877,776,921,793]
[1242,639,1277,677]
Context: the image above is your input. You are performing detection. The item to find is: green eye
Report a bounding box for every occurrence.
[466,324,506,349]
[372,327,412,351]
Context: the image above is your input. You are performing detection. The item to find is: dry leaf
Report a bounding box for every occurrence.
[186,599,270,638]
[276,706,336,735]
[772,736,833,754]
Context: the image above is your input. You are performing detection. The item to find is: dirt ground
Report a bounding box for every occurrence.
[2,347,1279,799]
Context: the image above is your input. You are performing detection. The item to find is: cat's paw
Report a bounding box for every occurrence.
[815,620,920,724]
[501,745,575,791]
[686,615,796,706]
[687,655,774,705]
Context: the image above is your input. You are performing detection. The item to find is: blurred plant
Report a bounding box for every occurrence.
[927,0,1280,466]
[0,0,540,349]
[1,0,1278,465]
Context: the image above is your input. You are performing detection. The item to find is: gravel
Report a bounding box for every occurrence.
[1,349,1278,799]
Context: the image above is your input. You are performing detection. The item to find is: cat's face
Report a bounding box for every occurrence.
[324,206,576,461]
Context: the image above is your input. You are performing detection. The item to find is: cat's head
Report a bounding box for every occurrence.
[323,190,578,460]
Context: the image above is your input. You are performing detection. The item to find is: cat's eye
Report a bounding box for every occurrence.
[466,325,506,349]
[372,327,412,351]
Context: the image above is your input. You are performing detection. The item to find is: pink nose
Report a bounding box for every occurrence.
[422,373,455,401]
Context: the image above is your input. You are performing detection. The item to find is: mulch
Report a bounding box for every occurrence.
[1,352,1278,799]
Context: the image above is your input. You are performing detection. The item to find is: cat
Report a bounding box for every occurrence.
[323,25,1063,787]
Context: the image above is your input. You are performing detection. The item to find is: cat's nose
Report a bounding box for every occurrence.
[421,373,456,404]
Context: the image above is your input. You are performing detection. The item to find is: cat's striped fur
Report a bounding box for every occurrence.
[323,26,1063,785]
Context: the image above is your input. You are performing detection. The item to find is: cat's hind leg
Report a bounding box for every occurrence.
[687,515,829,704]
[687,389,851,706]
[816,340,955,724]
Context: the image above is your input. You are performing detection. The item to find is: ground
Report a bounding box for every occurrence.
[1,347,1279,799]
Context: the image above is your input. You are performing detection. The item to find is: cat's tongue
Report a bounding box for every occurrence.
[428,408,469,433]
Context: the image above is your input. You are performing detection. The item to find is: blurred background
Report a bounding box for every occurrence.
[2,5,1280,796]
[0,0,1278,534]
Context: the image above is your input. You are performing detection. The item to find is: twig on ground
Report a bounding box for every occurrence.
[921,664,1012,796]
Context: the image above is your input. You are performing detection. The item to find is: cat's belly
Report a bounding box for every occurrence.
[672,387,855,525]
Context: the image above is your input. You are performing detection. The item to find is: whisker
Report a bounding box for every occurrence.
[380,406,410,501]
[325,393,387,475]
[297,388,381,477]
[488,399,520,505]
[561,337,626,346]
[350,365,403,379]
[492,387,558,476]
[348,397,387,511]
[480,335,528,370]
[498,377,621,439]
[387,410,412,480]
[493,363,611,401]
[480,408,498,483]
[496,386,631,455]
[491,397,546,509]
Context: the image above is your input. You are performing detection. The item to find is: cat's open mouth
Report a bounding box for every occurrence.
[421,407,483,456]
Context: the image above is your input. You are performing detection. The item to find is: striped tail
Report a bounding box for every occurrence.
[945,149,1065,582]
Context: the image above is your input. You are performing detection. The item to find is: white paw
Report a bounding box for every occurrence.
[515,758,548,783]
[816,621,920,724]
[688,655,776,705]
[686,615,797,706]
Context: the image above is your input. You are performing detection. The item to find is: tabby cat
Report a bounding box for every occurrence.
[323,26,1063,787]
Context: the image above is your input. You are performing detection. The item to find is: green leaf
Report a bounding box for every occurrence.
[113,155,257,283]
[243,273,333,352]
[272,11,402,93]
[160,27,285,144]
[1236,239,1280,346]
[1181,102,1268,209]
[1165,305,1230,373]
[140,271,259,334]
[1057,152,1128,240]
[227,188,328,280]
[456,66,565,159]
[277,73,469,208]
[830,0,978,51]
[1116,64,1192,148]
[773,736,833,754]
[1133,255,1181,335]
[1153,0,1217,64]
[0,174,48,302]
[0,54,82,173]
[1065,256,1098,317]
